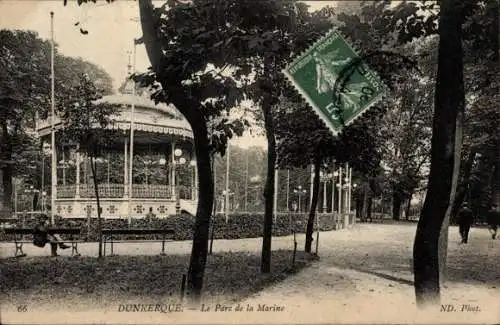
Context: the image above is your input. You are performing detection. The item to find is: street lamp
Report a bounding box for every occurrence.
[293,185,307,213]
[190,160,197,200]
[222,189,233,221]
[24,185,39,212]
[41,191,47,213]
[320,171,333,213]
[57,159,74,185]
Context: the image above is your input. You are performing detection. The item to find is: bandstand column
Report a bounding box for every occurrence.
[194,161,198,200]
[123,138,128,197]
[171,141,176,199]
[75,146,80,198]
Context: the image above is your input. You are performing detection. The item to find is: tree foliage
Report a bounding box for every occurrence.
[58,73,117,258]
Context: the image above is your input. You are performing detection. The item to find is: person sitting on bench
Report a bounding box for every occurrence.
[33,214,70,256]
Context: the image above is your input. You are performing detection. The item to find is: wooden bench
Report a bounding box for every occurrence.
[0,217,18,228]
[3,228,83,257]
[102,228,175,256]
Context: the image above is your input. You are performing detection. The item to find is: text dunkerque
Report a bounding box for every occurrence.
[118,303,183,313]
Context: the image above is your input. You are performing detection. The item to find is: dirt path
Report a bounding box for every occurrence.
[1,223,498,324]
[240,223,500,324]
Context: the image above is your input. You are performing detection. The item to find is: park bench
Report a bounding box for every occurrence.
[3,228,83,258]
[102,228,175,256]
[0,217,18,228]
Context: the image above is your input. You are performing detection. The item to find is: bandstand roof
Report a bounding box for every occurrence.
[37,92,194,142]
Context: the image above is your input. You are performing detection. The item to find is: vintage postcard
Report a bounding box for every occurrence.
[0,0,498,324]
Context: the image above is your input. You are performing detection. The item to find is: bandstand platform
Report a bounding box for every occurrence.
[36,87,198,219]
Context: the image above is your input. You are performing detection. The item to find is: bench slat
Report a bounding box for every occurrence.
[101,239,174,243]
[102,229,174,235]
[4,228,81,235]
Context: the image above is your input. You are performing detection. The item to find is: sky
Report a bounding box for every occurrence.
[0,0,337,148]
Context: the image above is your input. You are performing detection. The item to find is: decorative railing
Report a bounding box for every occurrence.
[57,185,76,198]
[56,184,182,200]
[79,184,125,198]
[177,185,195,200]
[132,184,173,199]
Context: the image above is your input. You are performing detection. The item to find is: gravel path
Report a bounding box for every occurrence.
[1,223,498,324]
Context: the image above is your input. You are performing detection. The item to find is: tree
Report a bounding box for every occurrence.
[0,29,114,216]
[276,89,385,251]
[0,30,52,215]
[450,0,499,220]
[135,0,257,299]
[413,0,466,307]
[379,72,433,220]
[275,98,336,253]
[135,0,333,289]
[59,73,117,258]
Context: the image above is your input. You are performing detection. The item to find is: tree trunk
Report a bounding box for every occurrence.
[367,196,373,221]
[405,192,413,220]
[305,156,321,253]
[362,181,369,221]
[186,118,214,302]
[138,0,214,301]
[355,197,363,221]
[392,188,402,221]
[261,100,276,273]
[1,165,13,215]
[0,122,13,215]
[90,155,103,258]
[413,0,465,308]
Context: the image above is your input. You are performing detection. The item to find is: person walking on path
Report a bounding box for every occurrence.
[458,203,474,244]
[486,204,499,240]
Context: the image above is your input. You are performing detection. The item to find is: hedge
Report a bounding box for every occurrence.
[1,212,338,242]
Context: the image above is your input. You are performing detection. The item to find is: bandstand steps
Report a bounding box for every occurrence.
[179,199,197,216]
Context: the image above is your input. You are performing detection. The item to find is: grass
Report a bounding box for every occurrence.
[0,250,316,310]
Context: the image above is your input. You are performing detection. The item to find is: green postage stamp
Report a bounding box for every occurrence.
[283,29,387,135]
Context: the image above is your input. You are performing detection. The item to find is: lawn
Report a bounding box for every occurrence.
[0,250,316,311]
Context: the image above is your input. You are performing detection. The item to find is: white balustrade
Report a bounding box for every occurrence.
[57,185,76,198]
[57,184,182,199]
[78,184,125,198]
[132,184,173,199]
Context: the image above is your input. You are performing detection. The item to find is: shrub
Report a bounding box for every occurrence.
[1,212,337,242]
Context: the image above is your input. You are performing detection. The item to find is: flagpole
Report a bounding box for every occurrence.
[128,40,137,225]
[50,11,57,225]
[225,143,230,222]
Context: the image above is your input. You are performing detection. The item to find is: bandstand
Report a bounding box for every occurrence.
[36,85,198,219]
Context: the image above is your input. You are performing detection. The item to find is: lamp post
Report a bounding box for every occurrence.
[24,185,39,212]
[41,191,47,214]
[244,150,249,212]
[286,169,290,211]
[248,175,261,212]
[222,190,234,222]
[57,159,74,186]
[127,38,138,225]
[50,11,56,224]
[190,159,197,200]
[143,157,154,185]
[337,167,343,214]
[332,169,339,213]
[225,144,230,222]
[320,170,333,213]
[174,153,186,200]
[293,186,307,213]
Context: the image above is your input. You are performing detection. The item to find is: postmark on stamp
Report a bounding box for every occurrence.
[283,29,387,135]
